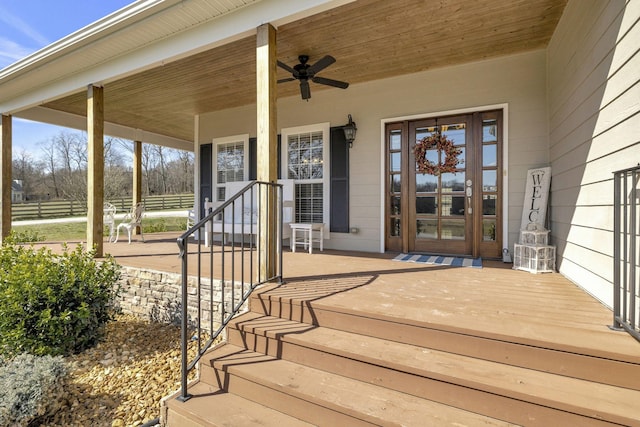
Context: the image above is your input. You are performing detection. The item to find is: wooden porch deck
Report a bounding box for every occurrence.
[38,232,640,425]
[40,231,639,366]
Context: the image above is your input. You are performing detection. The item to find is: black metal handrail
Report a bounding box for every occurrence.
[175,180,284,401]
[612,164,640,342]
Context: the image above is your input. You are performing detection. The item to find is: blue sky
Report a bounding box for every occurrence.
[0,0,134,155]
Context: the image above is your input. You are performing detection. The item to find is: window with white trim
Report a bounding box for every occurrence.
[213,135,248,201]
[282,124,330,227]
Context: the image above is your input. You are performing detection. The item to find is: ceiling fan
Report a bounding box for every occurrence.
[277,55,349,100]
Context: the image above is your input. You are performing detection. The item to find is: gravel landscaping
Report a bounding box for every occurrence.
[39,315,200,427]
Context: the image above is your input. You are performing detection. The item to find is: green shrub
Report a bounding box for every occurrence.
[5,229,45,243]
[0,243,121,357]
[0,353,67,427]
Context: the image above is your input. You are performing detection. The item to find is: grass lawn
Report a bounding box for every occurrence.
[11,217,187,242]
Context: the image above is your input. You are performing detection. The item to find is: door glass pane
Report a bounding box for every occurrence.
[441,195,465,216]
[483,219,497,241]
[391,196,401,215]
[441,219,465,240]
[390,152,401,172]
[483,144,497,167]
[442,123,466,145]
[416,196,436,214]
[483,194,497,215]
[483,170,497,191]
[390,217,401,237]
[483,120,497,142]
[416,219,437,239]
[417,149,438,168]
[440,172,465,192]
[391,174,401,192]
[415,126,436,141]
[455,147,466,165]
[390,131,401,150]
[416,173,437,192]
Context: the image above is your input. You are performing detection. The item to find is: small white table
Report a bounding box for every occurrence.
[290,223,324,254]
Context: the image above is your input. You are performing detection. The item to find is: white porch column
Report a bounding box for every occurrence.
[256,23,278,279]
[133,140,142,235]
[0,115,11,241]
[87,85,105,256]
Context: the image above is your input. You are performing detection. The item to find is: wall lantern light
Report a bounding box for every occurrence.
[342,114,357,148]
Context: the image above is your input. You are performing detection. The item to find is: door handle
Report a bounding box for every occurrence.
[466,180,472,214]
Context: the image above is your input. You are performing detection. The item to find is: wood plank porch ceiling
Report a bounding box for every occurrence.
[43,0,567,143]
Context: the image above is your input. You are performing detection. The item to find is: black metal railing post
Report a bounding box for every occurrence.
[175,181,284,401]
[176,235,191,402]
[612,164,640,342]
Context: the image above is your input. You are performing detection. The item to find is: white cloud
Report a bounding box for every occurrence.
[0,37,34,68]
[0,6,50,47]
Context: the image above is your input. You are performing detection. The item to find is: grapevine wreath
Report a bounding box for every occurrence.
[413,132,463,175]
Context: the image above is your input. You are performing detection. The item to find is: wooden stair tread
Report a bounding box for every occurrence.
[207,343,518,426]
[253,282,640,364]
[229,312,640,424]
[164,381,314,427]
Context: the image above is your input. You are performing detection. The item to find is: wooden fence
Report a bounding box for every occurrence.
[11,194,194,221]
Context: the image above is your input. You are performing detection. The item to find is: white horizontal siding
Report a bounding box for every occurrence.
[199,50,549,252]
[547,0,640,308]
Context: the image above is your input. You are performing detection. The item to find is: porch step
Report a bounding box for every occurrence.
[250,286,640,391]
[198,342,518,427]
[164,276,640,427]
[224,312,640,426]
[162,381,315,427]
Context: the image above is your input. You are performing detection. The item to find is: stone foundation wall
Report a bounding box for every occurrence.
[117,266,247,331]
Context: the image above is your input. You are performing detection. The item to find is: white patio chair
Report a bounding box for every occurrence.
[186,207,196,230]
[114,202,145,244]
[104,202,116,242]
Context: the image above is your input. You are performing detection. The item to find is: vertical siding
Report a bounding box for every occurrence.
[547,0,640,307]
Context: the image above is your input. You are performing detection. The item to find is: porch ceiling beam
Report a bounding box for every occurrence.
[256,23,278,279]
[87,85,105,256]
[15,107,193,151]
[0,115,11,240]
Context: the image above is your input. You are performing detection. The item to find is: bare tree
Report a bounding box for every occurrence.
[40,140,60,198]
[20,130,194,202]
[12,150,46,201]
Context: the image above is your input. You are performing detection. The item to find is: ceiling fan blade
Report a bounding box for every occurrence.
[307,55,336,75]
[277,77,296,83]
[300,80,311,100]
[277,60,296,74]
[312,76,349,89]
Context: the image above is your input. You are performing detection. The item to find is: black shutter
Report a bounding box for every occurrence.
[249,135,281,180]
[199,143,212,217]
[249,137,257,180]
[330,127,349,233]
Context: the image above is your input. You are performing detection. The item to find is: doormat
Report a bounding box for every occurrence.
[393,253,482,268]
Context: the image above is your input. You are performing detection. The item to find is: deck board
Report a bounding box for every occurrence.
[36,232,640,365]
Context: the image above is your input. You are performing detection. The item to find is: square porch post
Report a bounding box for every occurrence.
[133,140,142,235]
[256,23,278,279]
[0,114,11,241]
[87,85,105,256]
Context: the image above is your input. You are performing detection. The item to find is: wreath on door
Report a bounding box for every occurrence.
[413,133,463,175]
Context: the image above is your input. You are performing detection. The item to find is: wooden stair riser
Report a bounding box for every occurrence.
[251,295,640,391]
[208,365,380,427]
[220,325,628,427]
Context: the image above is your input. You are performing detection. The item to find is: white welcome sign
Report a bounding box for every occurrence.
[520,167,551,230]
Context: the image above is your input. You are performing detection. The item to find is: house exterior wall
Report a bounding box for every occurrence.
[547,0,639,307]
[198,49,549,253]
